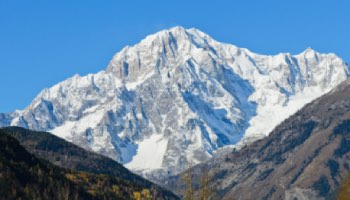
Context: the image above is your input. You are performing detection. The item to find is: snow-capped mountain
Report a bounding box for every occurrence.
[2,26,349,178]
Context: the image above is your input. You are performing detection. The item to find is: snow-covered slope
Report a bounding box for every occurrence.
[2,26,349,178]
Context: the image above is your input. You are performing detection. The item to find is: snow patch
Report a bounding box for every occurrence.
[238,86,329,147]
[50,121,76,140]
[125,134,168,171]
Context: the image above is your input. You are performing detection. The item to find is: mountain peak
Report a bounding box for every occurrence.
[138,26,212,47]
[300,47,323,58]
[106,26,218,79]
[167,25,187,33]
[155,26,207,37]
[304,46,315,52]
[2,27,349,180]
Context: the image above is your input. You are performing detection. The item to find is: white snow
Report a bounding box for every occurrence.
[237,86,330,147]
[50,108,106,140]
[125,134,168,171]
[83,105,100,114]
[50,121,76,140]
[10,117,20,126]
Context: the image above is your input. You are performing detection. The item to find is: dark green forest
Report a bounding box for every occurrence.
[0,128,178,200]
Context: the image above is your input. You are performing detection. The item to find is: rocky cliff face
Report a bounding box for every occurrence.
[166,80,350,200]
[1,26,349,178]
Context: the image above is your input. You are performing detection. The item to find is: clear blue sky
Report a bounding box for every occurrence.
[0,0,349,112]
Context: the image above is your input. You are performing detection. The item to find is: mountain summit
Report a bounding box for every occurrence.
[1,27,349,178]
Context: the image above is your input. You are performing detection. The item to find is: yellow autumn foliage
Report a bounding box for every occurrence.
[337,174,350,200]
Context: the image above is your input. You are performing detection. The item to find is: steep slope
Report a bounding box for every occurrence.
[1,127,178,199]
[1,26,349,178]
[0,129,94,200]
[166,79,350,199]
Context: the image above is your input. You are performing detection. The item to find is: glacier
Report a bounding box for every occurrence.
[1,26,349,179]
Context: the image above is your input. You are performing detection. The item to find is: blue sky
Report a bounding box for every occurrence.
[0,0,349,112]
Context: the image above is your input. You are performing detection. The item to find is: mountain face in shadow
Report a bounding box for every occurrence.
[0,129,94,200]
[0,127,178,200]
[166,80,350,200]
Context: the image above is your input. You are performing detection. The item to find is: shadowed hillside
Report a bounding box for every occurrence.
[0,127,178,199]
[0,129,94,200]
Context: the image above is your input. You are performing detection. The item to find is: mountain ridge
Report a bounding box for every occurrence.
[1,26,349,178]
[165,79,350,199]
